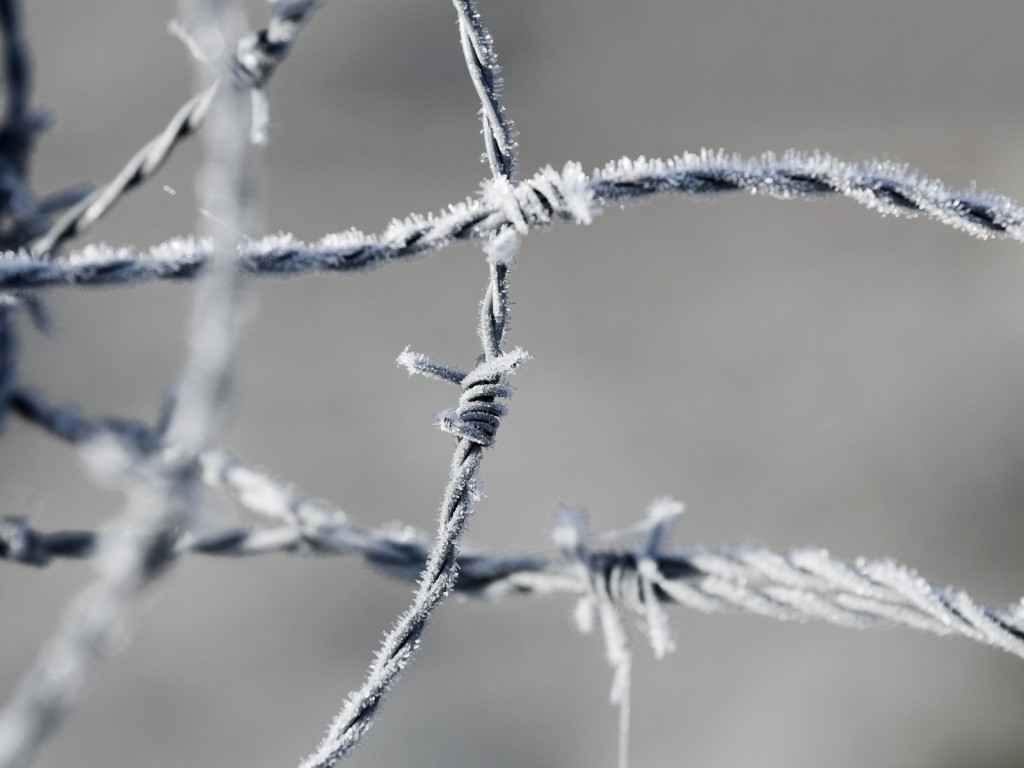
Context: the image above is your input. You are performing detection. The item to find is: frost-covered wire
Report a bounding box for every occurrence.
[297,6,525,764]
[235,0,328,144]
[296,278,528,768]
[6,150,1024,290]
[29,0,329,258]
[166,0,253,454]
[1,0,1022,764]
[452,0,516,181]
[3,385,539,575]
[5,376,1024,658]
[6,485,1024,664]
[28,86,216,259]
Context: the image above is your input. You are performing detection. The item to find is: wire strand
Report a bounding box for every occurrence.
[5,490,1023,661]
[6,150,1023,290]
[296,3,524,764]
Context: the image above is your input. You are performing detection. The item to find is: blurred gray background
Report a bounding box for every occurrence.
[1,0,1023,766]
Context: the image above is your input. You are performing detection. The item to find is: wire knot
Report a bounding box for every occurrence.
[397,346,529,447]
[480,162,596,235]
[554,498,686,665]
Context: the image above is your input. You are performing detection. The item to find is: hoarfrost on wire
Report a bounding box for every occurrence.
[0,1,1021,768]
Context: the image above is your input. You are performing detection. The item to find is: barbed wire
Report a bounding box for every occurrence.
[454,0,516,181]
[6,363,1024,764]
[4,482,1023,661]
[10,230,1022,765]
[0,0,1022,766]
[2,149,1022,290]
[297,2,525,765]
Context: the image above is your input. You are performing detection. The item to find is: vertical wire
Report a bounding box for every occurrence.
[296,3,525,766]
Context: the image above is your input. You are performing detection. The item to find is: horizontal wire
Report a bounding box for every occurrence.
[4,503,1023,660]
[6,387,1024,662]
[4,149,1023,290]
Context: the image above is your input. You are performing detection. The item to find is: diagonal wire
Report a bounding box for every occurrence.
[29,0,330,258]
[4,149,1024,290]
[28,86,216,259]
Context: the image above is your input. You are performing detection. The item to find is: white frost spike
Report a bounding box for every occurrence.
[555,161,596,225]
[395,346,466,386]
[638,558,676,658]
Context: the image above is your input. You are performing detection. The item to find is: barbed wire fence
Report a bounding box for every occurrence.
[0,1,1022,767]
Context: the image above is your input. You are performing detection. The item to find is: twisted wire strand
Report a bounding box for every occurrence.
[295,288,527,768]
[4,383,1023,659]
[29,0,329,258]
[0,0,43,441]
[0,0,94,251]
[5,262,1023,673]
[5,484,1023,662]
[0,0,43,593]
[6,149,1024,290]
[296,7,524,764]
[231,0,328,144]
[28,87,216,259]
[452,0,517,181]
